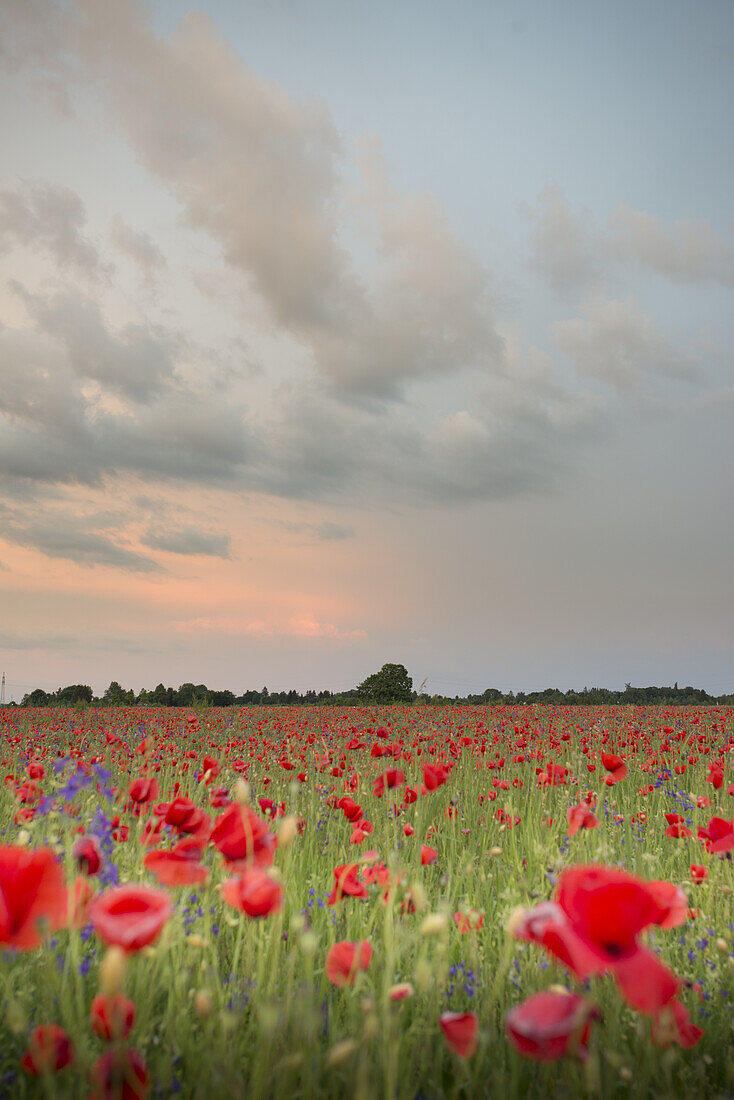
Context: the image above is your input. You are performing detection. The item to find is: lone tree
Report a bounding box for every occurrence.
[357,663,413,704]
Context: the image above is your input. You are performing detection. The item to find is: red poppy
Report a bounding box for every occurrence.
[421,845,438,865]
[513,864,681,1014]
[210,804,275,866]
[21,1025,74,1075]
[566,804,599,836]
[697,816,734,854]
[651,999,704,1049]
[89,885,173,952]
[325,940,372,986]
[327,863,368,905]
[74,835,104,876]
[439,1012,478,1058]
[89,1048,149,1100]
[423,763,451,791]
[221,867,282,918]
[690,864,708,884]
[0,845,67,950]
[453,909,484,933]
[143,837,208,887]
[91,993,136,1041]
[70,874,95,927]
[128,777,159,806]
[600,753,627,783]
[372,769,405,797]
[505,991,599,1062]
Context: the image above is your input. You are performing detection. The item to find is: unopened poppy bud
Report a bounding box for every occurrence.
[299,931,317,956]
[506,905,527,936]
[414,959,432,993]
[388,982,414,1001]
[620,1068,632,1082]
[234,780,250,805]
[548,984,570,996]
[420,912,447,936]
[194,990,213,1018]
[277,816,298,848]
[187,934,209,949]
[99,947,127,996]
[716,938,728,953]
[409,882,426,911]
[363,1013,378,1040]
[6,1000,27,1036]
[490,846,502,857]
[327,1039,357,1067]
[17,829,30,846]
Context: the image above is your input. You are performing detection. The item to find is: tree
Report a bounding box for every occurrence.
[356,663,413,705]
[21,688,52,707]
[56,684,93,706]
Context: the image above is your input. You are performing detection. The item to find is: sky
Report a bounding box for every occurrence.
[0,0,732,700]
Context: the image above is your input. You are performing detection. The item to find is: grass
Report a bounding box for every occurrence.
[0,704,732,1098]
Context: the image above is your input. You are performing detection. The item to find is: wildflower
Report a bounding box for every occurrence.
[90,994,136,1041]
[221,867,283,918]
[505,991,599,1062]
[21,1025,74,1075]
[0,845,67,950]
[325,940,372,987]
[439,1012,478,1058]
[89,885,173,952]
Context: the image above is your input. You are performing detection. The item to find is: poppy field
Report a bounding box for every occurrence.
[1,705,733,1099]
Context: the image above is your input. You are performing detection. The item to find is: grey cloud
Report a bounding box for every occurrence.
[607,204,734,285]
[7,0,503,398]
[15,284,179,402]
[530,183,600,292]
[553,299,699,389]
[0,513,162,572]
[277,520,355,541]
[532,185,734,290]
[0,181,109,277]
[109,215,166,283]
[142,524,231,557]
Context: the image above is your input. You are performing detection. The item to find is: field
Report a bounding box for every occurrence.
[0,705,732,1099]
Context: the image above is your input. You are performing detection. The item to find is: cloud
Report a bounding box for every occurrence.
[142,524,231,557]
[0,181,109,278]
[606,204,734,284]
[531,184,734,291]
[553,299,698,388]
[530,183,600,292]
[0,512,162,572]
[4,0,503,399]
[14,283,179,402]
[109,215,166,283]
[276,520,355,542]
[175,615,366,641]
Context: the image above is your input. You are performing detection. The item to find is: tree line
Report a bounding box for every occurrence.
[15,665,734,708]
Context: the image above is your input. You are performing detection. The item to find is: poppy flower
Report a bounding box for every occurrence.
[697,816,734,854]
[389,982,414,1001]
[566,804,599,836]
[651,999,704,1049]
[600,753,627,783]
[690,864,708,884]
[0,845,67,950]
[325,940,372,986]
[372,769,405,797]
[74,835,104,876]
[91,994,136,1041]
[423,764,451,791]
[512,864,681,1014]
[70,874,95,927]
[439,1012,478,1058]
[421,845,438,865]
[327,863,368,905]
[210,804,275,866]
[505,991,599,1062]
[453,909,484,933]
[21,1024,74,1075]
[221,867,282,918]
[89,1048,149,1100]
[89,885,173,953]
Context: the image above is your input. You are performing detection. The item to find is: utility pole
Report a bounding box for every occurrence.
[0,673,5,706]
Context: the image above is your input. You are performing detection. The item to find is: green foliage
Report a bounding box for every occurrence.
[357,663,414,704]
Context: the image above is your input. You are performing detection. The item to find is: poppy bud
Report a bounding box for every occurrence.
[99,946,127,995]
[234,780,250,804]
[194,990,213,1018]
[327,1039,357,1067]
[420,912,447,936]
[277,815,298,848]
